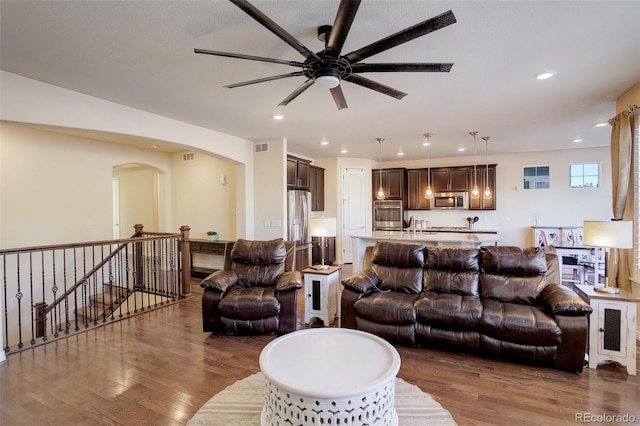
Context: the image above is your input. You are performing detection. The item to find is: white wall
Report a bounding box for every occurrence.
[0,123,174,247]
[0,70,255,240]
[384,146,612,247]
[253,139,287,241]
[171,152,238,241]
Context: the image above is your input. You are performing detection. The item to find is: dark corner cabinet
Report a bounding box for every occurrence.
[468,164,497,210]
[431,167,469,193]
[309,165,325,211]
[312,236,336,266]
[287,155,311,190]
[372,168,407,204]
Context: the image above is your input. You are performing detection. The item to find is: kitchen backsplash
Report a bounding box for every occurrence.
[405,209,499,230]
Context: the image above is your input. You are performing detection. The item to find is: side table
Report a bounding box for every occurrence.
[302,266,341,326]
[575,284,640,375]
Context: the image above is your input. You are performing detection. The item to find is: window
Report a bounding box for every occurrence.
[570,163,599,188]
[523,166,550,189]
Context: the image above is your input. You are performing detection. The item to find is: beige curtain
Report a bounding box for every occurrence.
[608,110,633,292]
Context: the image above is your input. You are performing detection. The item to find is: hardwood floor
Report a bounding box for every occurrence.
[1,269,639,426]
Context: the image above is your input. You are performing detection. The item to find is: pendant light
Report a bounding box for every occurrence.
[376,138,385,200]
[482,136,492,199]
[423,133,434,200]
[469,131,480,199]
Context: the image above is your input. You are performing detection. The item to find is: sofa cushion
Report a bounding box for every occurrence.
[370,242,425,293]
[480,299,561,346]
[355,317,415,346]
[424,247,480,296]
[480,246,547,304]
[354,292,417,325]
[415,291,482,328]
[218,286,280,320]
[231,239,287,286]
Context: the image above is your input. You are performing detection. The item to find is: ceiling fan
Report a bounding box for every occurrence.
[194,0,456,110]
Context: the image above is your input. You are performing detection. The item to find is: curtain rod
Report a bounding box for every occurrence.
[608,104,638,124]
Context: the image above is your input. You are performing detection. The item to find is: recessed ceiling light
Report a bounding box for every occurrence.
[272,113,285,120]
[535,70,556,80]
[340,149,348,154]
[572,138,583,143]
[320,140,329,146]
[457,147,465,152]
[595,122,608,127]
[422,141,430,146]
[397,152,404,156]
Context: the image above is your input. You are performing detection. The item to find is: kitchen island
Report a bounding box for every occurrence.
[351,231,499,272]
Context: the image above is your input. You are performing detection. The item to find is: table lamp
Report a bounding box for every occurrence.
[310,217,336,270]
[583,220,633,293]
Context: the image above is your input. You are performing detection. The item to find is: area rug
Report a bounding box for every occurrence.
[187,372,457,426]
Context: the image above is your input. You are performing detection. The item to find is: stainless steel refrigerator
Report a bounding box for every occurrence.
[287,190,312,270]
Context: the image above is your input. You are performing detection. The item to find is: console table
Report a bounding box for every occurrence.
[189,239,233,278]
[576,284,640,375]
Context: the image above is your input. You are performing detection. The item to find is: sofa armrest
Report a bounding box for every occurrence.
[276,271,303,292]
[200,270,238,293]
[540,283,593,316]
[341,270,380,294]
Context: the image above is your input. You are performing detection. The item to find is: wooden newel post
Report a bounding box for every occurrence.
[35,302,46,338]
[180,226,191,297]
[134,224,144,290]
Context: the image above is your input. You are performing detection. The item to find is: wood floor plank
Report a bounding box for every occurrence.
[1,271,639,426]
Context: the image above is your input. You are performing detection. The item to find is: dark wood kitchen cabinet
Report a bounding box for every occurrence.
[431,167,468,193]
[309,165,325,211]
[406,169,431,210]
[372,168,406,202]
[287,156,310,190]
[469,164,497,210]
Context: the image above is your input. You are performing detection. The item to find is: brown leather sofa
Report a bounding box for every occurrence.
[341,241,593,372]
[200,239,302,335]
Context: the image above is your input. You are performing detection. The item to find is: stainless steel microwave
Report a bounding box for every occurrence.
[432,192,468,210]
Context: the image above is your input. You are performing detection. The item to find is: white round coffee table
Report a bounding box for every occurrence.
[259,328,401,426]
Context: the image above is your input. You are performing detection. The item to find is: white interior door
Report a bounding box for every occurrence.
[341,168,367,264]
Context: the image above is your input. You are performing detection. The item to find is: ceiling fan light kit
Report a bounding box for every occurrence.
[195,0,456,110]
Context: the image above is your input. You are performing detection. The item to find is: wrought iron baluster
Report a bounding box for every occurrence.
[29,252,35,345]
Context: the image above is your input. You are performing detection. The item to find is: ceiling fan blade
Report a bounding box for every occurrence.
[351,63,453,73]
[344,10,456,64]
[330,85,348,110]
[326,0,361,56]
[344,75,407,100]
[194,48,304,67]
[229,0,320,61]
[225,71,305,88]
[278,79,315,106]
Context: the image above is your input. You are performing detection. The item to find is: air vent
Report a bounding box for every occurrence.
[255,143,269,153]
[183,153,195,161]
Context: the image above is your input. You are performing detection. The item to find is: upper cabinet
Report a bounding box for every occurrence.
[468,164,497,210]
[287,156,311,190]
[431,167,468,193]
[372,168,407,203]
[406,169,431,210]
[309,165,325,211]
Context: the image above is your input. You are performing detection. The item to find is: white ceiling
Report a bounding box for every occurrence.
[1,1,639,162]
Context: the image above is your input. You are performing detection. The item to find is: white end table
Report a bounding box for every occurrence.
[302,265,341,326]
[259,328,401,426]
[576,284,640,375]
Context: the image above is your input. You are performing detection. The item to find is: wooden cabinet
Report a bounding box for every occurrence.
[469,164,497,210]
[431,167,468,193]
[372,168,406,202]
[309,165,325,211]
[406,169,431,210]
[312,236,336,265]
[287,156,310,190]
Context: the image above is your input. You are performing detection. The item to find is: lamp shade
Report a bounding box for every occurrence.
[310,217,337,238]
[583,220,633,249]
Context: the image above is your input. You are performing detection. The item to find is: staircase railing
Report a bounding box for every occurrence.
[1,224,191,355]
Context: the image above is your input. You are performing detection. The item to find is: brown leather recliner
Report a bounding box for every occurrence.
[200,239,302,335]
[341,241,593,372]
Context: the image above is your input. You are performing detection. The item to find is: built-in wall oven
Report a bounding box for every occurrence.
[373,200,403,231]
